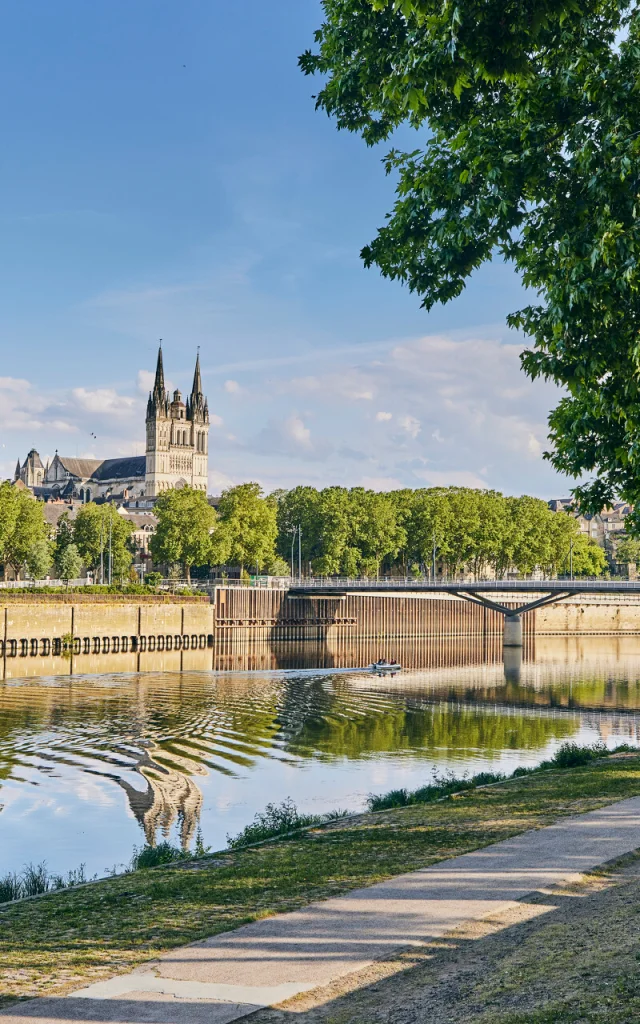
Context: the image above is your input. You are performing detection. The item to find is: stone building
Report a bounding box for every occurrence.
[13,347,209,503]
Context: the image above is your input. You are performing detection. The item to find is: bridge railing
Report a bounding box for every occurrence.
[282,576,640,591]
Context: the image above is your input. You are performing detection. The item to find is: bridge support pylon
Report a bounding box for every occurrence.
[503,614,523,648]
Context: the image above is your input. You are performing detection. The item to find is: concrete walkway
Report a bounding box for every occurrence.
[4,796,640,1024]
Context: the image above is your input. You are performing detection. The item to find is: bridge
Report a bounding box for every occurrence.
[285,578,640,647]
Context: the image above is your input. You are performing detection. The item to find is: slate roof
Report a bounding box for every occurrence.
[57,457,103,479]
[42,503,81,528]
[92,456,146,481]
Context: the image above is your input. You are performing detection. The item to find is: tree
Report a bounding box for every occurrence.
[301,2,640,519]
[352,489,405,576]
[615,536,640,564]
[58,544,82,583]
[53,512,75,576]
[150,487,218,582]
[216,483,278,574]
[0,482,19,565]
[74,503,133,580]
[26,539,53,580]
[3,491,50,577]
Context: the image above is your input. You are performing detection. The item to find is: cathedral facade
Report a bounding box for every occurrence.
[14,347,210,502]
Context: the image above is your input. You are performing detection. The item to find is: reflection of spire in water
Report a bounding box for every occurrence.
[108,745,204,849]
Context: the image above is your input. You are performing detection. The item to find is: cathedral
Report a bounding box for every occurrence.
[14,347,210,503]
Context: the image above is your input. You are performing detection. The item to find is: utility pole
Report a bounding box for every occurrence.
[108,516,113,585]
[290,526,297,579]
[298,524,302,580]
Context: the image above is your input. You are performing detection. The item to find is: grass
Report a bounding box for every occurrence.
[2,753,640,1006]
[366,742,634,811]
[0,862,93,904]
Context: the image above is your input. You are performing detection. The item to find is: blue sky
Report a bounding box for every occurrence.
[0,0,567,497]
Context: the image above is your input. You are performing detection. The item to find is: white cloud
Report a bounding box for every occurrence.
[361,475,403,490]
[414,469,489,488]
[397,414,421,439]
[224,379,242,394]
[376,411,392,422]
[209,413,224,427]
[72,388,137,415]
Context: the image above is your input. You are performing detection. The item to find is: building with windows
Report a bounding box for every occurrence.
[13,347,209,503]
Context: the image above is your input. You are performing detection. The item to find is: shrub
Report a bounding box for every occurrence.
[130,842,185,870]
[550,743,608,769]
[21,862,50,896]
[227,798,326,848]
[0,872,22,903]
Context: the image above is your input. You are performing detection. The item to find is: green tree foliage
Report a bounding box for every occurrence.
[25,539,53,580]
[0,482,19,560]
[58,543,82,582]
[150,487,218,582]
[216,483,278,573]
[53,512,75,577]
[273,485,607,578]
[301,1,640,519]
[615,535,640,564]
[73,503,133,580]
[2,491,50,576]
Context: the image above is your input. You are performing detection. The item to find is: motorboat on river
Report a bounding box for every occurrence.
[369,659,402,675]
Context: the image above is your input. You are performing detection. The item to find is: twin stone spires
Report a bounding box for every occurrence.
[146,346,209,425]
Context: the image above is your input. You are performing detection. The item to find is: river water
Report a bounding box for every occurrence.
[1,635,640,878]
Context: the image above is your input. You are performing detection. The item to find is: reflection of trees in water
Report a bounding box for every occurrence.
[2,638,640,848]
[278,681,578,759]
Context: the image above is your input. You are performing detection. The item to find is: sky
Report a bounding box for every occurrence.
[0,0,569,498]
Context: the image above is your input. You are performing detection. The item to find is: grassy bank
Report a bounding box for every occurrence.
[2,754,640,1007]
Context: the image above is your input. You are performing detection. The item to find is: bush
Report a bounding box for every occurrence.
[550,742,608,768]
[21,862,51,896]
[0,872,22,903]
[130,842,184,870]
[227,798,327,849]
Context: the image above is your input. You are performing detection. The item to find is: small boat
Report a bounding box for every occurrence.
[369,659,402,675]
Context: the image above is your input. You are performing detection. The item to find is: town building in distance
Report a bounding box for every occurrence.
[13,347,209,504]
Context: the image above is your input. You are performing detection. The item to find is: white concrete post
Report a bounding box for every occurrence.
[503,613,523,647]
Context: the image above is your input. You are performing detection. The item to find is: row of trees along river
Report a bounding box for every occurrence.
[0,480,608,582]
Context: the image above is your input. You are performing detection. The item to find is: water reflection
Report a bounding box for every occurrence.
[1,636,640,875]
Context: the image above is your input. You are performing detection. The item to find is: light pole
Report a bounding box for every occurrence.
[570,537,574,581]
[432,530,437,582]
[298,524,302,580]
[108,516,113,585]
[100,519,104,585]
[290,526,297,579]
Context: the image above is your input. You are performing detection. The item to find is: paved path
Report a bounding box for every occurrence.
[4,796,640,1024]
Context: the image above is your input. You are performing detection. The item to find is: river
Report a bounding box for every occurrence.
[1,635,640,878]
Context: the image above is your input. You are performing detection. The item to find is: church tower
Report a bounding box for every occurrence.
[144,346,210,498]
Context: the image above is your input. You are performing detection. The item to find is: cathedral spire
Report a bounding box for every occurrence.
[153,343,165,398]
[14,458,21,481]
[191,349,203,397]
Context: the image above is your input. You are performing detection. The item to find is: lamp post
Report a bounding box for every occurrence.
[432,530,437,582]
[290,526,297,579]
[570,537,574,581]
[298,524,302,580]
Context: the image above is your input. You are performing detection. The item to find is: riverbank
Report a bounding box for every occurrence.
[2,753,640,1009]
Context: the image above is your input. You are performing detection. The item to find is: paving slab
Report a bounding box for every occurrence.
[3,795,640,1024]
